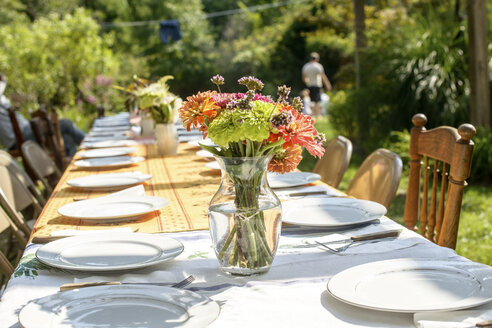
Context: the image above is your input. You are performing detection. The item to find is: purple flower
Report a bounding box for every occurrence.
[87,95,96,104]
[291,96,303,112]
[95,75,113,87]
[210,74,224,86]
[271,111,294,127]
[277,85,291,103]
[238,76,264,91]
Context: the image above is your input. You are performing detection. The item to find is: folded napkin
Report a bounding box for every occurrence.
[414,310,492,328]
[103,184,145,198]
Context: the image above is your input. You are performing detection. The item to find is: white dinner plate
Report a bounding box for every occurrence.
[77,147,137,158]
[81,139,138,149]
[35,233,183,271]
[188,138,217,148]
[327,258,492,313]
[268,172,321,188]
[91,126,132,132]
[88,131,130,138]
[196,150,215,159]
[93,121,130,128]
[58,195,168,220]
[282,197,386,227]
[19,284,220,328]
[74,156,144,168]
[67,172,152,190]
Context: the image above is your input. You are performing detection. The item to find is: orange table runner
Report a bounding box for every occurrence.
[31,141,338,238]
[31,143,222,237]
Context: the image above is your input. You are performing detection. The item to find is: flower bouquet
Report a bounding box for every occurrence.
[179,75,325,274]
[133,75,181,124]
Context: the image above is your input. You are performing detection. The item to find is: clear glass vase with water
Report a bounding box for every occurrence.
[208,155,282,275]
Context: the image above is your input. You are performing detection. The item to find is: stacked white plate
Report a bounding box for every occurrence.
[58,195,168,221]
[81,140,138,149]
[35,233,182,271]
[77,147,137,158]
[74,156,144,168]
[19,285,220,328]
[282,197,386,228]
[67,172,152,190]
[327,258,492,313]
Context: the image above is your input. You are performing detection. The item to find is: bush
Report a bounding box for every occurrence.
[469,127,492,184]
[0,8,118,111]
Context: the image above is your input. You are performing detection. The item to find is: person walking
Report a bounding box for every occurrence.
[302,52,332,117]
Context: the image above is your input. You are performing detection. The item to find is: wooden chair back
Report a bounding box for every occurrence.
[0,246,14,280]
[21,141,61,194]
[0,150,46,207]
[7,107,37,180]
[403,113,476,249]
[313,136,352,188]
[0,194,28,249]
[0,156,43,224]
[346,148,403,209]
[30,108,66,170]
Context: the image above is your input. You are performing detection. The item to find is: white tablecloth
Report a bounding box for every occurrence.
[1,217,491,328]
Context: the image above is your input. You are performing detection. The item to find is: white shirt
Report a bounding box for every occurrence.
[302,61,324,87]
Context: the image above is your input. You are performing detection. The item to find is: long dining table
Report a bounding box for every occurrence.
[1,130,491,327]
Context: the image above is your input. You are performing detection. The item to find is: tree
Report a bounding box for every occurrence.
[467,0,490,127]
[0,9,118,109]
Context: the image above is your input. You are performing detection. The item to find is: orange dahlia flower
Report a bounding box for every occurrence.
[268,146,303,174]
[179,91,219,131]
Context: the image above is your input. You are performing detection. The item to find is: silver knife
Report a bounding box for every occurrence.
[316,229,401,246]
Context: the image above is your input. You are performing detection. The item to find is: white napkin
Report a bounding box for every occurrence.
[103,184,145,198]
[414,310,492,328]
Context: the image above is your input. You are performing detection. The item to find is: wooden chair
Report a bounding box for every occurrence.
[0,189,32,242]
[346,148,402,209]
[0,249,14,280]
[29,108,67,171]
[403,113,476,249]
[0,150,46,207]
[0,204,26,286]
[0,154,44,224]
[21,141,61,194]
[313,136,352,188]
[7,107,36,181]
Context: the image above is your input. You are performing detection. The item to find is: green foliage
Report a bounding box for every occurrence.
[0,9,118,111]
[328,4,470,151]
[469,127,492,184]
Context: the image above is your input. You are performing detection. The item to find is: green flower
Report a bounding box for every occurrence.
[208,101,276,147]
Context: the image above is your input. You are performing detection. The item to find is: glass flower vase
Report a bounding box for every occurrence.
[208,155,282,275]
[155,123,178,156]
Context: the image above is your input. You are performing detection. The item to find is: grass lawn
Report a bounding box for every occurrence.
[300,116,492,266]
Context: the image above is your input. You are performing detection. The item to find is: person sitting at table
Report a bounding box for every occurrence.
[0,73,85,156]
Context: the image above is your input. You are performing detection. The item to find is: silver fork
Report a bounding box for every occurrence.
[315,237,398,253]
